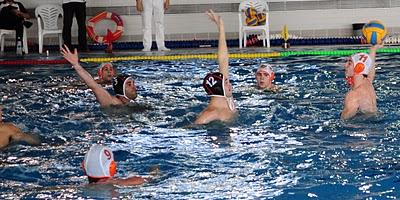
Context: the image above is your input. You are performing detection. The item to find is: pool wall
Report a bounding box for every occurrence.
[3,0,400,46]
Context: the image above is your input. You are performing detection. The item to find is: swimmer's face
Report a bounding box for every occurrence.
[101,64,116,82]
[224,78,233,97]
[344,57,354,77]
[124,79,137,100]
[256,71,272,89]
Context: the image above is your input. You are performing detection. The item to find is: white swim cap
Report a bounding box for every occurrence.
[256,64,275,81]
[83,144,117,178]
[350,53,373,75]
[97,62,115,80]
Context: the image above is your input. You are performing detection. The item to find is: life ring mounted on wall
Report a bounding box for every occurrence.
[87,11,124,44]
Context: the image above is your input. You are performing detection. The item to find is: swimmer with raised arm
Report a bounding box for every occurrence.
[82,144,158,186]
[341,45,381,120]
[194,10,237,125]
[61,45,137,107]
[255,64,279,92]
[0,105,41,149]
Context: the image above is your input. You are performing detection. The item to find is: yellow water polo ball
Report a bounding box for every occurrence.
[245,7,257,18]
[246,16,258,26]
[257,13,266,25]
[362,20,387,45]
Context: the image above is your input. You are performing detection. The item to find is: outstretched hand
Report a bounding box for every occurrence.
[206,9,223,27]
[60,45,79,67]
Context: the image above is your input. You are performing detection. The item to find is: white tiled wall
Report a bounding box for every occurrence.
[16,0,400,44]
[21,0,331,8]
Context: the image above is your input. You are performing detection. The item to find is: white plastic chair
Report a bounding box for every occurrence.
[35,4,63,54]
[238,0,270,48]
[0,27,28,54]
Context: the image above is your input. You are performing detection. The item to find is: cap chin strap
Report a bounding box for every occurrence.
[226,97,235,111]
[345,76,354,87]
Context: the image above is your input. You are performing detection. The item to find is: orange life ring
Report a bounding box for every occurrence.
[87,11,124,44]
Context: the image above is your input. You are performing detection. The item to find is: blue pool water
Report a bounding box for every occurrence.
[0,50,399,199]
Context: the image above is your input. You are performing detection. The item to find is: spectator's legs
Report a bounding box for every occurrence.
[14,22,23,44]
[62,3,74,50]
[0,17,23,50]
[142,0,153,51]
[153,0,166,49]
[75,2,88,51]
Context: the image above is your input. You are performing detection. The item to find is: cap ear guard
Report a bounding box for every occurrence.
[351,53,372,75]
[97,68,104,79]
[109,161,117,177]
[82,160,117,177]
[269,72,275,82]
[83,145,117,178]
[354,63,365,74]
[81,160,86,174]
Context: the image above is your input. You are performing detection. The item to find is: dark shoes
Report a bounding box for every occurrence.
[23,21,33,28]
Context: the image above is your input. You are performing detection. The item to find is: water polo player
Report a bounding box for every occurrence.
[61,45,137,107]
[195,10,237,125]
[341,45,381,120]
[95,62,117,84]
[0,105,41,149]
[255,64,279,92]
[82,144,156,186]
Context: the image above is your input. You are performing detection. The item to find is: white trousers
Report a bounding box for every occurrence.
[142,0,166,49]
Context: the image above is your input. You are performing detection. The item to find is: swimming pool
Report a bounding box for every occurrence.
[0,48,399,199]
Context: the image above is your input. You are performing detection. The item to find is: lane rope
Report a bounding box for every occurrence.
[1,48,399,65]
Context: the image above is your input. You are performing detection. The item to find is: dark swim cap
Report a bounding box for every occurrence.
[113,75,131,97]
[202,72,225,97]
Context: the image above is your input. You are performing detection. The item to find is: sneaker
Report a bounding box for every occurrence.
[23,21,33,28]
[158,47,170,51]
[142,48,151,52]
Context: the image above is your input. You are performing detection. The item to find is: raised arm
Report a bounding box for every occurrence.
[206,10,229,79]
[367,44,382,82]
[61,45,115,107]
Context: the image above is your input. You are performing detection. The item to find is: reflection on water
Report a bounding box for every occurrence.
[0,52,399,199]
